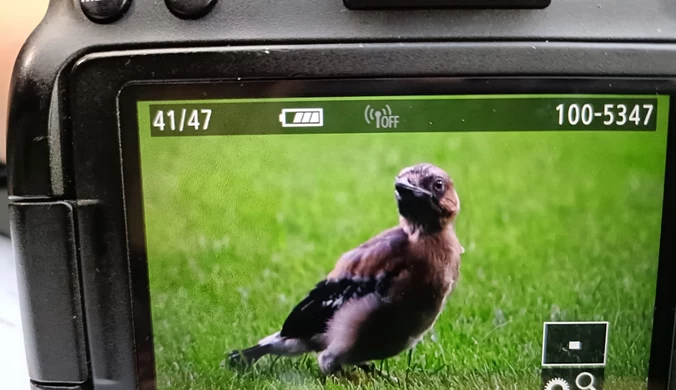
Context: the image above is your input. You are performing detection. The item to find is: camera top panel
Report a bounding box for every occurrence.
[58,0,676,44]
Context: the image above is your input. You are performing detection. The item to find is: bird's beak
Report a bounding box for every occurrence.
[395,177,433,201]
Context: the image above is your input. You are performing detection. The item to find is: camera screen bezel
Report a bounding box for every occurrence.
[118,78,676,390]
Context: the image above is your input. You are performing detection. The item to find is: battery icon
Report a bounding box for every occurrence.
[279,108,324,128]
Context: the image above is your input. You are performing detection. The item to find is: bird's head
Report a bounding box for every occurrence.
[395,163,460,233]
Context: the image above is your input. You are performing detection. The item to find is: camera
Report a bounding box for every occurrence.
[7,1,676,390]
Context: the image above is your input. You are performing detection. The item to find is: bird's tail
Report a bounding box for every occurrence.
[228,331,311,367]
[228,344,273,366]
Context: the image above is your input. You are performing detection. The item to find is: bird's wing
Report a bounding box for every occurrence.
[279,227,409,340]
[328,226,409,280]
[279,277,391,339]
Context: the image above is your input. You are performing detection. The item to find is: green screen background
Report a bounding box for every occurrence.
[137,96,669,390]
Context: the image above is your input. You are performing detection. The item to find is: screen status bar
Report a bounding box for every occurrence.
[140,94,668,137]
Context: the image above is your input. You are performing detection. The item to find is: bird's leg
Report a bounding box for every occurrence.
[379,359,385,373]
[267,356,281,374]
[355,362,376,374]
[299,354,309,369]
[405,348,414,383]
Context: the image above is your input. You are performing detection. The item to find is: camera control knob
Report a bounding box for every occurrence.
[166,0,218,19]
[80,0,132,23]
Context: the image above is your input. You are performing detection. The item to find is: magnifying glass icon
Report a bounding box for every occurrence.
[575,372,597,390]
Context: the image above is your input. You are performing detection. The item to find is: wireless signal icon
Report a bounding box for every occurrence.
[364,104,400,129]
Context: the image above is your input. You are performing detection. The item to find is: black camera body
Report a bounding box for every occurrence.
[8,1,676,390]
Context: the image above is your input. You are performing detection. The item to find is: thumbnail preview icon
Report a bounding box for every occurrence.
[542,322,609,367]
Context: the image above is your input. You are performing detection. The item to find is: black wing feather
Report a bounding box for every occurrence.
[280,227,407,340]
[280,277,390,339]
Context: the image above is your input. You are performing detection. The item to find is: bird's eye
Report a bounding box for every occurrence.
[433,179,445,193]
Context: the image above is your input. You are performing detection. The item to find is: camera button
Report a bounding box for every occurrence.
[166,0,218,19]
[80,0,132,23]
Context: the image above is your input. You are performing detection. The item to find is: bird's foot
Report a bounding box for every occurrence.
[226,350,251,369]
[355,362,376,374]
[318,351,342,375]
[377,371,399,384]
[355,362,398,383]
[333,368,361,382]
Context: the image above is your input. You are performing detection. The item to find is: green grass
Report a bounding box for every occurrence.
[139,122,667,389]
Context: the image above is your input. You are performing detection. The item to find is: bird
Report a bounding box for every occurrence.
[228,163,463,374]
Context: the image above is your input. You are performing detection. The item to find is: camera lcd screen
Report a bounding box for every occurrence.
[128,83,670,390]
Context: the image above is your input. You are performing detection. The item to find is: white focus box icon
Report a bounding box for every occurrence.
[568,341,582,350]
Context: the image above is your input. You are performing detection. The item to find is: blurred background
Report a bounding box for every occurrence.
[0,2,49,389]
[1,1,49,162]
